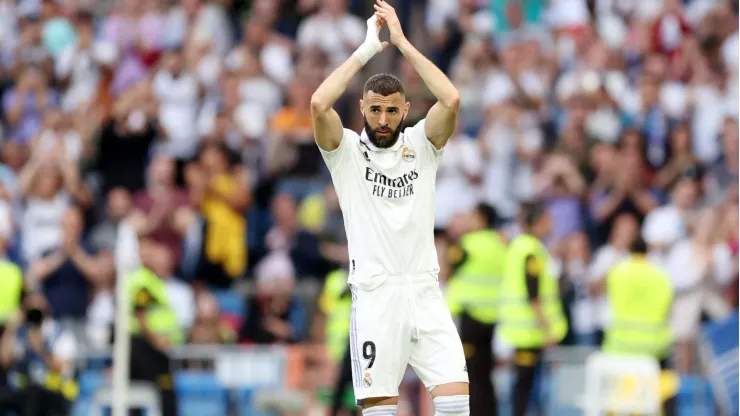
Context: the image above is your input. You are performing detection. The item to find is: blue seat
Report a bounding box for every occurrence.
[175,371,228,416]
[701,312,739,416]
[677,375,715,416]
[78,370,107,399]
[212,289,245,317]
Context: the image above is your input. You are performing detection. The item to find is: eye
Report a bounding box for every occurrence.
[371,108,380,113]
[388,109,397,113]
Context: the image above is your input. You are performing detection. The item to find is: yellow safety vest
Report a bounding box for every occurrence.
[498,234,567,348]
[128,268,183,345]
[0,260,22,323]
[603,256,674,358]
[320,269,351,362]
[446,230,507,324]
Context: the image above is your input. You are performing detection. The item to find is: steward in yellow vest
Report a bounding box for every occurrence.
[0,259,23,326]
[319,269,356,416]
[445,203,506,416]
[127,266,181,416]
[498,202,567,416]
[604,237,676,416]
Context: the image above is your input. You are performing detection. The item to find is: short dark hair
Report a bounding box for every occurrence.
[521,201,547,227]
[631,237,648,255]
[364,73,405,97]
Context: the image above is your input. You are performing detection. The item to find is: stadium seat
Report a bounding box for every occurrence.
[175,371,229,416]
[79,370,107,399]
[701,312,739,416]
[212,289,246,317]
[677,375,715,416]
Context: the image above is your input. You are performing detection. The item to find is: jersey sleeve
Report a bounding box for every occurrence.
[317,128,356,173]
[404,119,444,165]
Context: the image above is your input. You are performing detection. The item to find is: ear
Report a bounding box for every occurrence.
[359,99,365,116]
[404,101,411,118]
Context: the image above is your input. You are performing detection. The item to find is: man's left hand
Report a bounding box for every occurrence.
[373,0,406,47]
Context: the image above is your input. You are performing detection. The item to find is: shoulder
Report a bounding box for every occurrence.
[318,128,359,163]
[403,119,443,160]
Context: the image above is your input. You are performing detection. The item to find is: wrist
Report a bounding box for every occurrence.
[353,42,377,67]
[396,37,412,52]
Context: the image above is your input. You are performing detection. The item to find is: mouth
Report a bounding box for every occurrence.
[376,130,391,136]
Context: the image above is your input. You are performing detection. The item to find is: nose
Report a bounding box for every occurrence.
[378,112,388,126]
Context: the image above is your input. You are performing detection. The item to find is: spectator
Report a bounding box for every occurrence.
[560,232,592,345]
[0,292,77,415]
[85,247,116,351]
[235,15,294,87]
[19,147,90,263]
[28,206,106,321]
[655,122,701,189]
[130,155,192,263]
[296,0,364,67]
[183,143,250,287]
[589,149,659,245]
[240,251,307,344]
[535,154,587,247]
[434,128,483,230]
[9,14,52,78]
[3,66,58,144]
[89,187,134,253]
[642,174,700,258]
[40,0,77,59]
[94,79,158,194]
[188,290,236,348]
[152,46,202,162]
[55,10,117,112]
[665,210,734,372]
[266,81,325,200]
[163,0,233,56]
[266,193,327,279]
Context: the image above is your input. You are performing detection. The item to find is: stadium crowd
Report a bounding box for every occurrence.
[0,0,736,413]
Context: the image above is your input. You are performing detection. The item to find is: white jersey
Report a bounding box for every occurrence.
[319,119,443,290]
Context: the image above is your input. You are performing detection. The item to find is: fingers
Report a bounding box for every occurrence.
[375,0,394,11]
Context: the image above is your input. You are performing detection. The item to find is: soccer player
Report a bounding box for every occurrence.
[310,1,469,416]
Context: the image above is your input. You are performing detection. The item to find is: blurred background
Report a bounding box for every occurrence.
[0,0,736,415]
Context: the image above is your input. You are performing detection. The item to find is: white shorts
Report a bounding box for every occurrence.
[348,274,469,402]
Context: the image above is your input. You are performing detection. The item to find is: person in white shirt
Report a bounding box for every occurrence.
[665,210,733,372]
[297,0,365,66]
[311,2,468,415]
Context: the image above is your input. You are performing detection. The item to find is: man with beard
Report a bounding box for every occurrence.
[310,2,468,416]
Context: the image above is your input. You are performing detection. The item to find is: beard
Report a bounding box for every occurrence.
[363,116,405,149]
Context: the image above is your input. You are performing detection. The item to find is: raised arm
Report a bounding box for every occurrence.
[374,0,460,150]
[311,15,387,152]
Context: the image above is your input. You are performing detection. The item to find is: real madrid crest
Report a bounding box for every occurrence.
[402,146,416,162]
[363,372,373,387]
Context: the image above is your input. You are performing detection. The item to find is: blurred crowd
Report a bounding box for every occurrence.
[0,0,736,400]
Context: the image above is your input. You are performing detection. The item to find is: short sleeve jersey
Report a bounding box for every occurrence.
[319,119,443,290]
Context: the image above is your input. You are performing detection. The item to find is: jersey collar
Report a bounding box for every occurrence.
[360,129,405,153]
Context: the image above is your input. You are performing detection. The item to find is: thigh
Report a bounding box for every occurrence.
[350,283,411,401]
[409,282,469,389]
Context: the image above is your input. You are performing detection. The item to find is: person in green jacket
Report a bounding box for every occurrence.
[127,259,182,416]
[446,204,506,415]
[320,269,358,416]
[498,202,567,416]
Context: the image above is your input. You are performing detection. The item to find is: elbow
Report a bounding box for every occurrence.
[443,89,461,110]
[310,93,330,114]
